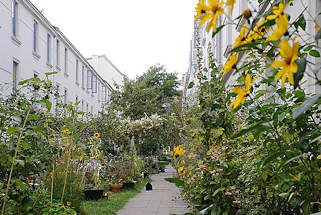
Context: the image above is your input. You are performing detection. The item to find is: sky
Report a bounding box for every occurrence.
[31,0,198,80]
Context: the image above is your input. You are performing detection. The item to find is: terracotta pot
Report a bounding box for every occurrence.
[111,184,123,192]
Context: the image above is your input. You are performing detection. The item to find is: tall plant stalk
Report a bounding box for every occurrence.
[1,108,31,215]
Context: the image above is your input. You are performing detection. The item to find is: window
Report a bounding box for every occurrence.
[87,70,92,90]
[12,0,17,37]
[56,40,60,66]
[86,103,89,112]
[81,65,85,88]
[91,106,93,113]
[33,20,38,52]
[92,74,97,93]
[64,48,68,73]
[76,60,79,83]
[75,96,78,104]
[47,34,51,64]
[81,100,84,111]
[13,61,18,89]
[102,85,107,102]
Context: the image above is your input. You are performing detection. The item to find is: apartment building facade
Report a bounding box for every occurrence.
[0,0,116,114]
[182,0,321,108]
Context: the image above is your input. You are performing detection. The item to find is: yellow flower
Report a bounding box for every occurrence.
[94,133,100,139]
[222,53,238,74]
[174,146,186,157]
[63,128,71,135]
[195,0,224,33]
[272,38,299,89]
[178,166,184,173]
[205,0,225,32]
[317,155,321,159]
[267,0,292,20]
[242,9,251,19]
[225,0,236,15]
[67,201,71,206]
[61,205,66,209]
[266,14,288,42]
[89,141,93,145]
[234,25,248,48]
[195,0,209,20]
[182,160,186,165]
[13,135,18,139]
[230,74,257,110]
[315,24,319,31]
[170,151,174,156]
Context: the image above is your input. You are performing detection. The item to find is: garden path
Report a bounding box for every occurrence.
[117,165,193,215]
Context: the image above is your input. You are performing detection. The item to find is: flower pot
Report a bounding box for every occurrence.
[84,189,104,201]
[123,182,135,189]
[111,184,123,192]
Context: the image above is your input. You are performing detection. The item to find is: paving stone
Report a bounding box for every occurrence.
[117,165,192,215]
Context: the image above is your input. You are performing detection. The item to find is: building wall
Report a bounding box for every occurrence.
[87,55,125,90]
[0,0,113,115]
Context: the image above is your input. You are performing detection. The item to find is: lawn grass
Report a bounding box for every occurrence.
[82,179,150,215]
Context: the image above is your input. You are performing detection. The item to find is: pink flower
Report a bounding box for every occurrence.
[104,139,108,143]
[225,191,232,196]
[232,200,241,204]
[84,120,88,124]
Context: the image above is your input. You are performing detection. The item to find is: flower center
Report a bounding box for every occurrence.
[285,57,292,65]
[201,9,206,14]
[212,5,219,13]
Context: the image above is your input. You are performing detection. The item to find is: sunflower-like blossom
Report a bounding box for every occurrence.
[195,0,224,33]
[267,0,292,20]
[234,25,248,48]
[272,38,299,89]
[222,53,238,74]
[230,74,257,110]
[266,14,288,42]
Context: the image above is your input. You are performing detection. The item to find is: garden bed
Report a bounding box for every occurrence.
[82,178,150,215]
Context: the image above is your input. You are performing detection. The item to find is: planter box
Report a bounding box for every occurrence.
[123,182,135,189]
[111,184,123,192]
[84,189,104,201]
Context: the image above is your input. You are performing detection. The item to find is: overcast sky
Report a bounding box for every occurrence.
[31,0,198,80]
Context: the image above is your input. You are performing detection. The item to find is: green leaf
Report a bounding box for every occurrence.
[18,78,34,85]
[45,100,52,111]
[7,126,18,134]
[309,50,320,57]
[188,82,195,89]
[212,25,225,38]
[29,114,38,121]
[293,14,306,31]
[294,58,306,88]
[284,153,308,165]
[212,187,225,197]
[262,151,282,167]
[293,94,321,119]
[15,159,25,166]
[278,112,286,122]
[45,72,58,77]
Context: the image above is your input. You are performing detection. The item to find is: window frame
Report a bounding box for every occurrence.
[33,20,38,53]
[47,33,51,64]
[12,0,18,37]
[13,61,18,89]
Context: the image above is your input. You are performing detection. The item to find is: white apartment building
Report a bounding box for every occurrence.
[87,55,126,90]
[183,0,321,108]
[0,0,116,115]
